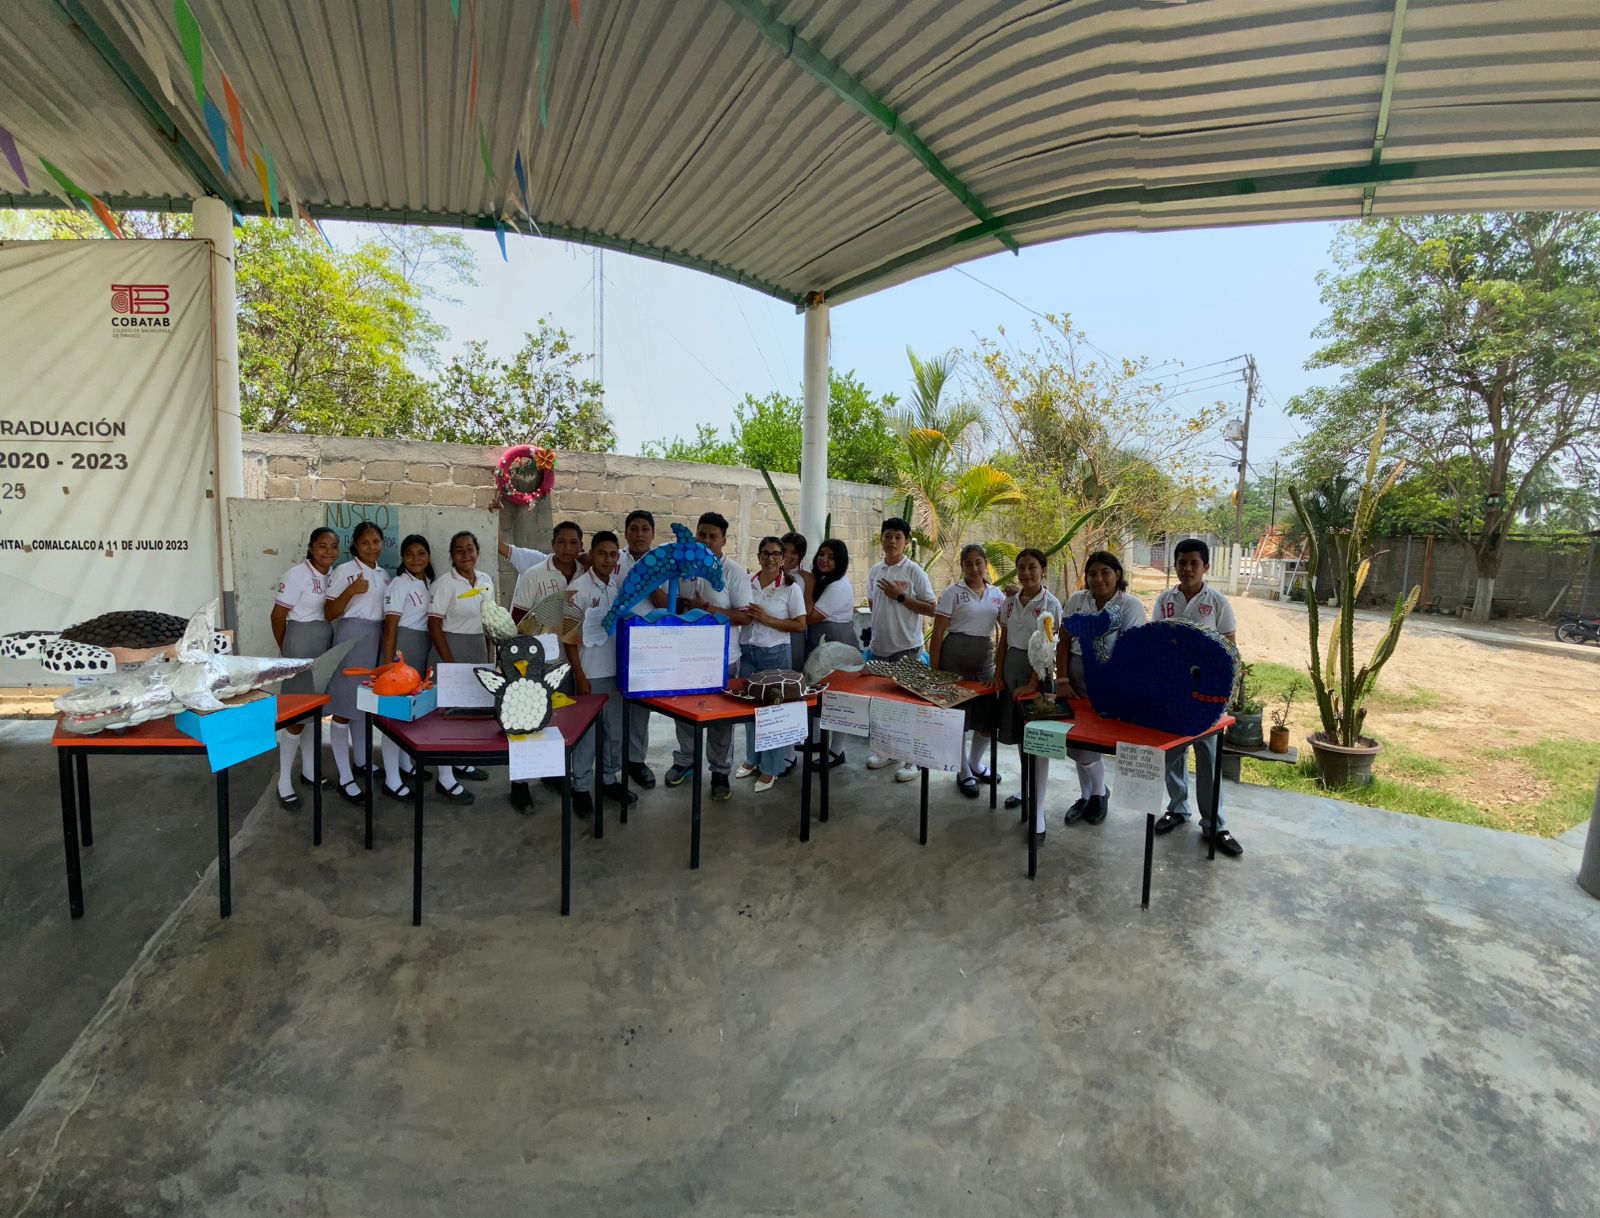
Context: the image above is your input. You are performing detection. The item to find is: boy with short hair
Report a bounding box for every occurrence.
[664,512,753,801]
[511,520,582,622]
[865,516,936,782]
[1151,538,1243,856]
[565,531,635,819]
[618,509,663,787]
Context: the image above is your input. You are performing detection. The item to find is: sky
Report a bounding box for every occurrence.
[404,217,1349,491]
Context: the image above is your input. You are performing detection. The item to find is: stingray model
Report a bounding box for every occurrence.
[1057,612,1237,738]
[601,523,727,633]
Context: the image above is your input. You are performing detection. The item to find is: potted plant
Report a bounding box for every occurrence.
[1288,415,1418,788]
[1269,678,1302,754]
[1225,663,1265,749]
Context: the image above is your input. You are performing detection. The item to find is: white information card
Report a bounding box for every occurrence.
[436,662,496,709]
[624,623,729,694]
[867,699,965,772]
[819,691,871,737]
[753,701,808,751]
[1115,743,1167,816]
[508,729,566,781]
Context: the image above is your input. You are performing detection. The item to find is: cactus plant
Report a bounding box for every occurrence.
[1288,413,1419,761]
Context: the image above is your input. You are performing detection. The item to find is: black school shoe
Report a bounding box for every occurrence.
[1203,828,1244,857]
[710,774,732,801]
[455,766,488,782]
[602,782,638,806]
[435,779,475,805]
[1085,792,1109,825]
[277,791,301,811]
[1153,810,1186,835]
[956,776,979,799]
[509,782,534,812]
[627,762,656,789]
[573,791,595,820]
[1063,797,1090,826]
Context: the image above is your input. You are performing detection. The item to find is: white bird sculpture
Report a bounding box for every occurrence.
[1028,612,1058,691]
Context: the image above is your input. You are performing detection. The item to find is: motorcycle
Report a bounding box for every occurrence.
[1553,612,1600,645]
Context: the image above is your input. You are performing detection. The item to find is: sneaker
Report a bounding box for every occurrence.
[865,754,897,770]
[665,764,694,787]
[753,774,776,793]
[735,762,759,779]
[627,762,656,789]
[601,781,638,806]
[710,774,732,801]
[894,763,919,783]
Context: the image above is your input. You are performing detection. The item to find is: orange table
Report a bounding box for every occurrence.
[815,670,1003,844]
[50,693,331,920]
[625,690,821,867]
[1012,691,1234,901]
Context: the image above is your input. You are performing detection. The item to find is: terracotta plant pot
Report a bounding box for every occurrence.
[1307,731,1382,788]
[1269,724,1290,754]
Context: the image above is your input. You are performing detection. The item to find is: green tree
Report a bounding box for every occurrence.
[641,423,740,465]
[1295,212,1600,622]
[419,320,615,451]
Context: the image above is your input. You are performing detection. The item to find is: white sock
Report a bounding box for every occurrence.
[959,733,973,780]
[299,725,320,782]
[437,765,457,790]
[351,715,369,769]
[276,730,299,797]
[330,721,355,786]
[1034,762,1050,832]
[968,732,990,775]
[1075,756,1106,798]
[381,737,403,791]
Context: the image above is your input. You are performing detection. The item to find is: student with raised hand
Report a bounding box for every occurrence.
[427,530,494,805]
[563,530,634,820]
[1058,550,1147,827]
[998,548,1066,846]
[803,539,857,768]
[1151,538,1243,856]
[324,522,390,805]
[619,509,665,788]
[929,543,1006,798]
[864,516,936,782]
[269,526,338,811]
[375,533,436,799]
[664,512,753,802]
[735,536,807,792]
[511,520,582,623]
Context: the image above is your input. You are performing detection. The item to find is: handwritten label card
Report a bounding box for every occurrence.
[867,699,965,772]
[436,662,496,709]
[819,691,870,737]
[508,729,566,780]
[754,701,808,751]
[1115,743,1166,816]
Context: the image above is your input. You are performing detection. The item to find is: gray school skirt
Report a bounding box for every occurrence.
[280,618,331,696]
[393,625,433,673]
[998,647,1035,745]
[328,617,382,718]
[444,631,489,665]
[940,631,996,733]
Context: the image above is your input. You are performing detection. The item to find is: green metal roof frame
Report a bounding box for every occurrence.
[818,148,1600,302]
[719,0,1020,256]
[1362,0,1410,218]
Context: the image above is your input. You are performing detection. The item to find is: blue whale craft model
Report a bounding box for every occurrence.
[1058,611,1237,738]
[602,522,727,634]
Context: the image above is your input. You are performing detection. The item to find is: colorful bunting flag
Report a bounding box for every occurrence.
[175,0,205,106]
[253,151,270,207]
[202,94,231,175]
[89,197,125,239]
[39,157,88,206]
[0,124,27,188]
[478,122,494,182]
[128,11,177,105]
[539,0,551,128]
[514,149,530,218]
[450,0,459,20]
[570,0,579,24]
[222,73,246,168]
[495,218,507,262]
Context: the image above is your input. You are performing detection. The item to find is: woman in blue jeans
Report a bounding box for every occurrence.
[736,537,808,792]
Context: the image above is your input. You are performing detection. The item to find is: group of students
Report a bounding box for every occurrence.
[268,510,1241,857]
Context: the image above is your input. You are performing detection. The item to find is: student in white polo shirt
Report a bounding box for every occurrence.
[929,543,1006,798]
[618,509,667,788]
[733,536,807,792]
[865,516,936,782]
[324,522,391,804]
[426,530,494,805]
[564,530,635,820]
[511,520,583,624]
[269,526,339,811]
[1151,537,1243,857]
[663,511,753,802]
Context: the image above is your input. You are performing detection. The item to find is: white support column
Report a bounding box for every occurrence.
[192,197,243,626]
[799,296,830,545]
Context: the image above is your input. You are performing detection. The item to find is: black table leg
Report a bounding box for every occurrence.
[364,715,375,850]
[989,728,998,810]
[620,699,631,825]
[819,727,830,823]
[1019,744,1029,825]
[1142,811,1155,909]
[800,709,814,843]
[919,766,929,845]
[58,749,84,919]
[1208,731,1225,861]
[1027,754,1039,879]
[411,767,425,926]
[561,751,573,916]
[216,767,232,918]
[690,724,703,870]
[74,753,93,847]
[312,712,324,848]
[593,711,604,841]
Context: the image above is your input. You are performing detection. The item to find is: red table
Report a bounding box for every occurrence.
[50,693,330,920]
[1014,693,1234,902]
[814,670,1002,843]
[624,690,821,868]
[372,694,605,922]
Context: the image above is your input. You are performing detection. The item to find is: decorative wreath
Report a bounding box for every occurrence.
[495,444,557,508]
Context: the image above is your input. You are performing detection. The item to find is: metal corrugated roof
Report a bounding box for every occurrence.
[1,0,1597,304]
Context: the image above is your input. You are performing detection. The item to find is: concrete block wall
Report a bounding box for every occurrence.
[242,434,898,593]
[1364,534,1597,616]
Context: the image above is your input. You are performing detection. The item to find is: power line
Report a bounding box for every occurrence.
[727,282,781,393]
[611,274,738,396]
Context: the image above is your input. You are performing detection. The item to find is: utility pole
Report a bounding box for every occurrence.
[1232,355,1257,557]
[1268,460,1279,539]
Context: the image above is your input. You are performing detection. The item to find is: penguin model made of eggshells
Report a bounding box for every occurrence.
[474,635,573,735]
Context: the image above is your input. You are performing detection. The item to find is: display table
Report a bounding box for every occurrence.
[814,670,1001,844]
[1015,693,1233,902]
[372,694,605,923]
[624,691,820,867]
[50,693,330,920]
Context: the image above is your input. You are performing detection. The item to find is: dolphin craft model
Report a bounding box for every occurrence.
[601,522,727,634]
[1058,611,1237,738]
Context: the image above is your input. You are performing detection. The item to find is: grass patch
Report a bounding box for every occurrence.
[1241,660,1304,703]
[1367,684,1442,712]
[1239,755,1496,829]
[1498,739,1600,837]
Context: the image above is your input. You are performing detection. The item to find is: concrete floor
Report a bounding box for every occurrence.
[0,724,1597,1217]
